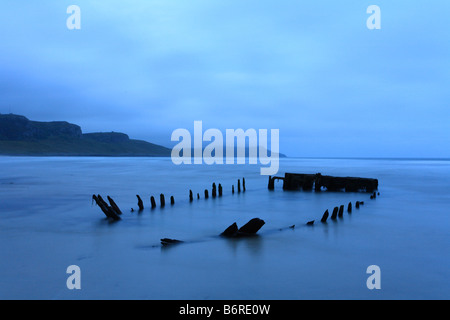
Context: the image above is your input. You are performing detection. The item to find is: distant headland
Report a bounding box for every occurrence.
[0,114,286,158]
[0,113,171,156]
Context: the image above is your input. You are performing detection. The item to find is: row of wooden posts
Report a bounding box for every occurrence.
[190,178,246,202]
[93,182,380,248]
[135,193,175,211]
[93,180,378,224]
[313,202,358,224]
[307,191,379,225]
[93,178,247,220]
[162,192,380,245]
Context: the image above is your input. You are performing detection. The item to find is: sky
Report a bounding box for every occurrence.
[0,0,449,158]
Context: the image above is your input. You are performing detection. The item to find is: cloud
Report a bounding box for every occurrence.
[0,0,449,157]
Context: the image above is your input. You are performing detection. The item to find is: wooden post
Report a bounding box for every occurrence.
[197,193,200,200]
[189,190,193,202]
[212,183,217,198]
[107,196,122,215]
[150,196,156,209]
[204,189,209,199]
[347,202,352,213]
[243,178,246,192]
[268,176,274,190]
[331,207,338,220]
[321,209,329,223]
[160,194,165,207]
[218,184,222,197]
[170,196,175,205]
[232,185,235,194]
[338,205,344,217]
[238,179,241,193]
[136,195,144,211]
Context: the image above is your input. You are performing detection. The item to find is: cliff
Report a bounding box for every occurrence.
[0,114,171,156]
[0,114,82,140]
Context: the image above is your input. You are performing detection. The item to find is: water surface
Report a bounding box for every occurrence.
[0,157,449,299]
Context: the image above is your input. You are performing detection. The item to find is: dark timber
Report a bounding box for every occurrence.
[338,205,344,217]
[136,195,144,211]
[268,175,285,190]
[275,173,378,193]
[331,207,339,220]
[93,194,121,220]
[321,209,329,223]
[107,196,122,215]
[221,218,265,238]
[212,183,217,198]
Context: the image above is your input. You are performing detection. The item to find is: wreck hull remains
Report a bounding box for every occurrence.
[271,173,378,193]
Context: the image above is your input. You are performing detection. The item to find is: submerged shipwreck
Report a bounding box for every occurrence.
[92,173,380,247]
[268,172,378,193]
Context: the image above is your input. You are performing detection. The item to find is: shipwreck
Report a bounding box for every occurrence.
[268,172,378,193]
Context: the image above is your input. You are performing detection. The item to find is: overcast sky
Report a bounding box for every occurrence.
[1,1,449,158]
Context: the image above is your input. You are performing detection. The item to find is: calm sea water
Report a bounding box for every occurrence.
[0,156,449,299]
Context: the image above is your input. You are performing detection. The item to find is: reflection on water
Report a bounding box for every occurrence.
[223,235,265,257]
[0,157,449,299]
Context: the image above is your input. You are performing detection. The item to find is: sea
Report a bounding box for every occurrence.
[0,156,449,300]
